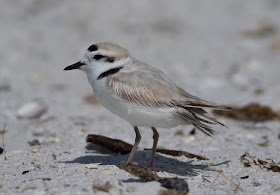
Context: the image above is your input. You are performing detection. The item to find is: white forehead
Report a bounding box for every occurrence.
[86,49,115,57]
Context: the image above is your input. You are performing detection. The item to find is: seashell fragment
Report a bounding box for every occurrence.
[17,99,47,119]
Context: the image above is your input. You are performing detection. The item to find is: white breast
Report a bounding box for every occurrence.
[89,77,187,128]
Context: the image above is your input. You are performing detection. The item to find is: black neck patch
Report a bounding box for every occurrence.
[88,44,98,52]
[97,66,123,80]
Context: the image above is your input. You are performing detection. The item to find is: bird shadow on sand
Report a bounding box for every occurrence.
[62,144,230,177]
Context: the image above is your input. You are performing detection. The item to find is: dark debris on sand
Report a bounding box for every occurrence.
[240,152,280,173]
[120,162,189,194]
[213,103,280,122]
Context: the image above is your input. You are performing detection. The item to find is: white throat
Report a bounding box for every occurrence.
[84,56,132,84]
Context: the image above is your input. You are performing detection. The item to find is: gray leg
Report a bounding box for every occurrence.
[150,127,159,167]
[126,126,141,166]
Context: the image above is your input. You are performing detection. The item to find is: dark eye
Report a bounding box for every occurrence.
[93,55,104,60]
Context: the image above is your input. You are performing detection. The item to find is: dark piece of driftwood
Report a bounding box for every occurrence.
[86,134,132,154]
[145,148,208,160]
[86,134,208,160]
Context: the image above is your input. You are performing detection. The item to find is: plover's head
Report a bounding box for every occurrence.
[64,42,130,75]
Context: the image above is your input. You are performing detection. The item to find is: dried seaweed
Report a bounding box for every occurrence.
[213,103,280,122]
[120,162,159,181]
[28,139,41,146]
[242,20,277,38]
[86,134,208,160]
[240,152,280,173]
[120,162,189,194]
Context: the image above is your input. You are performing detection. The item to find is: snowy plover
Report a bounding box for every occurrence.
[64,42,232,167]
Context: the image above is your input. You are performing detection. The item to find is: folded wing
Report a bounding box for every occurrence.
[107,60,233,135]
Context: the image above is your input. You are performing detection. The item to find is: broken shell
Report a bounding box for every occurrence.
[17,99,47,119]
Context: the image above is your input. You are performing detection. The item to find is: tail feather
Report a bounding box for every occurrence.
[189,108,228,128]
[193,124,215,136]
[177,106,230,136]
[185,102,233,111]
[192,113,216,125]
[177,111,216,136]
[174,98,233,136]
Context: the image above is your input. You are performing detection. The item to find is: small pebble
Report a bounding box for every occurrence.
[43,137,60,144]
[31,149,38,153]
[100,169,116,175]
[158,178,189,194]
[0,82,11,92]
[85,163,101,169]
[32,128,45,137]
[182,135,195,143]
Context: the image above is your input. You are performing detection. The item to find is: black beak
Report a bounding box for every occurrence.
[64,61,85,71]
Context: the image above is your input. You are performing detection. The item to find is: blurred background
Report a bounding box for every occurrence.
[1,0,280,142]
[1,0,280,108]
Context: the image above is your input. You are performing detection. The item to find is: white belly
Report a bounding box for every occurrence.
[91,80,187,128]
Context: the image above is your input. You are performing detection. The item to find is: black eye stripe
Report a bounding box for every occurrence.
[93,55,115,63]
[93,55,103,60]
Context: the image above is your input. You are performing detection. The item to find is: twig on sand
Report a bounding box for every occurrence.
[207,163,243,192]
[207,174,219,195]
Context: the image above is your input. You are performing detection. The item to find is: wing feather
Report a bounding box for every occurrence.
[106,60,232,135]
[107,61,179,107]
[107,60,232,111]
